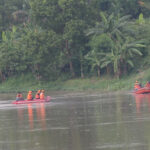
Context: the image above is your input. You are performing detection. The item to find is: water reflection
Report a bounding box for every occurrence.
[17,103,47,130]
[27,104,34,129]
[37,103,46,129]
[1,92,150,150]
[134,94,150,114]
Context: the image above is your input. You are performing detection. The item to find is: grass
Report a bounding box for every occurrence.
[0,69,150,93]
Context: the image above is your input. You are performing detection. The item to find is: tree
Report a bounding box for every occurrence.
[17,24,62,80]
[63,19,88,78]
[0,26,25,80]
[0,0,28,32]
[101,36,145,77]
[87,12,131,40]
[85,50,104,77]
[86,12,132,77]
[29,0,92,78]
[85,34,112,77]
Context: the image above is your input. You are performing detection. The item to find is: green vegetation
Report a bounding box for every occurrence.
[0,0,150,92]
[0,69,150,93]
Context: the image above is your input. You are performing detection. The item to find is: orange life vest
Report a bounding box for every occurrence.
[35,92,40,99]
[40,92,45,100]
[145,83,150,88]
[134,84,141,89]
[27,93,33,100]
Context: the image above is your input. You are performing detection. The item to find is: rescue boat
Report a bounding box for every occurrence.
[12,96,51,104]
[134,87,150,94]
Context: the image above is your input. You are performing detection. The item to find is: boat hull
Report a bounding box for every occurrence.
[12,96,51,104]
[134,87,150,94]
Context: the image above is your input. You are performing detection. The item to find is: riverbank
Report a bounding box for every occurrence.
[0,70,149,93]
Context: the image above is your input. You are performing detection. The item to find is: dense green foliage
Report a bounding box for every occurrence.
[0,0,150,82]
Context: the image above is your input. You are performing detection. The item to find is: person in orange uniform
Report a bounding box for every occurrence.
[16,92,24,101]
[134,80,141,90]
[27,91,33,100]
[145,81,150,88]
[40,90,45,100]
[35,90,41,99]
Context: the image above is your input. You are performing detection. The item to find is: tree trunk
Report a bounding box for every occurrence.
[115,65,121,79]
[106,65,111,75]
[66,40,75,78]
[97,66,100,77]
[0,70,5,81]
[33,64,41,80]
[123,63,127,75]
[80,62,84,78]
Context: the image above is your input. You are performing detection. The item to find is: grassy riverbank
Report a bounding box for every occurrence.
[0,70,149,93]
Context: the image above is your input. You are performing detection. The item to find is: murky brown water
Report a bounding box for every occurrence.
[0,91,149,150]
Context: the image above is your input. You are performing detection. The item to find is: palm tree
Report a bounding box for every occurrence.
[86,12,131,40]
[86,12,145,77]
[101,36,145,77]
[85,50,105,77]
[119,37,145,74]
[86,12,133,77]
[101,45,121,78]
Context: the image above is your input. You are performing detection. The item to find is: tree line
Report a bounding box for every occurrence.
[0,0,150,81]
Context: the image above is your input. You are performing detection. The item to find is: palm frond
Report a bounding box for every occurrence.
[127,60,134,67]
[100,12,107,24]
[130,48,143,56]
[101,60,111,68]
[118,15,131,23]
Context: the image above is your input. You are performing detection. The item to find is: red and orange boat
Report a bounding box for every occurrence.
[12,96,51,104]
[134,87,150,94]
[134,81,150,94]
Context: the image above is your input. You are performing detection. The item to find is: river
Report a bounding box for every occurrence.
[0,91,149,150]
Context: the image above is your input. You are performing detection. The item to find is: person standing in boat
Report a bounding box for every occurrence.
[134,80,142,90]
[16,92,24,101]
[27,91,33,100]
[145,81,150,88]
[40,90,45,100]
[35,90,41,99]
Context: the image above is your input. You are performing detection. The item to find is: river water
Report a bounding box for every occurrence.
[0,91,149,150]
